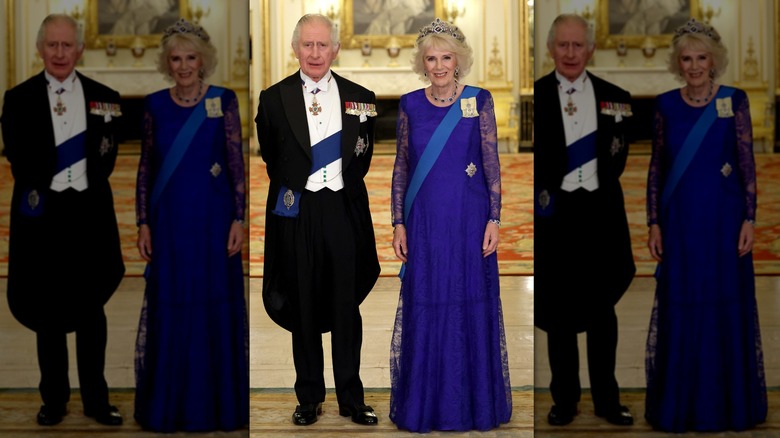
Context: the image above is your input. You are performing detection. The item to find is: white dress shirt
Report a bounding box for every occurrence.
[46,71,88,192]
[557,71,599,192]
[301,71,344,192]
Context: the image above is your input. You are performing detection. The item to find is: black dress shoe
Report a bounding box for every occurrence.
[339,404,378,425]
[292,403,322,426]
[595,405,634,426]
[85,405,123,426]
[37,405,66,426]
[547,404,576,426]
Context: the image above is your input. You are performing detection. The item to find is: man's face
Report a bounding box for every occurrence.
[39,20,83,82]
[293,20,339,82]
[550,20,594,82]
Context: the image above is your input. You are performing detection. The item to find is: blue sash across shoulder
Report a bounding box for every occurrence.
[661,86,735,212]
[399,86,480,279]
[150,86,225,210]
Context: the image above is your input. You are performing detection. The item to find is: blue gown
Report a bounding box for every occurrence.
[134,86,249,432]
[645,86,767,432]
[389,87,512,432]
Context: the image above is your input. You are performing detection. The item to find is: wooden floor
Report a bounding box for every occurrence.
[1,274,778,436]
[0,275,533,436]
[533,276,780,437]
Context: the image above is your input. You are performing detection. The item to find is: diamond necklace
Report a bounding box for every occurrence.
[175,81,204,103]
[431,83,458,103]
[686,80,714,104]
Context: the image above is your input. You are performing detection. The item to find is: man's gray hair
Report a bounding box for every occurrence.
[36,14,84,50]
[546,14,595,51]
[291,14,339,48]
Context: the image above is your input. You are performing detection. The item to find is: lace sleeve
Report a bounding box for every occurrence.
[224,90,246,221]
[135,99,154,226]
[735,91,757,222]
[646,103,664,226]
[480,91,502,222]
[391,95,409,226]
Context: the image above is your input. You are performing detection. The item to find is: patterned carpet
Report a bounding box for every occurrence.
[1,152,777,277]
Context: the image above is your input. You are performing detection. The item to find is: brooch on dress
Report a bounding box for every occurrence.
[717,97,734,118]
[205,97,223,118]
[461,97,478,118]
[465,162,477,177]
[721,162,732,177]
[210,163,222,177]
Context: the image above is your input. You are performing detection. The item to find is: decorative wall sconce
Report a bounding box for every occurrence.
[386,37,401,67]
[189,3,211,25]
[443,1,466,24]
[699,3,721,24]
[361,40,372,67]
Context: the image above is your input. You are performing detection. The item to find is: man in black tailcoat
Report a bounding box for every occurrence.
[534,13,636,427]
[0,14,125,427]
[255,13,380,427]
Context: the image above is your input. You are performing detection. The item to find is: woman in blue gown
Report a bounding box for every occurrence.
[134,19,248,432]
[645,19,766,432]
[389,19,512,432]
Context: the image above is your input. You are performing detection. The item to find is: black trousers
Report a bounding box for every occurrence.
[36,306,109,412]
[546,305,620,412]
[290,188,365,408]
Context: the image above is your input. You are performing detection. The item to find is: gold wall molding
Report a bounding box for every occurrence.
[6,0,14,88]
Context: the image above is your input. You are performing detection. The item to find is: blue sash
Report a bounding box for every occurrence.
[565,131,597,173]
[55,131,86,174]
[660,87,735,212]
[399,85,480,279]
[272,131,342,217]
[150,86,224,209]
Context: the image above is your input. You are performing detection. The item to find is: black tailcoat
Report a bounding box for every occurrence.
[1,71,125,332]
[255,71,380,332]
[533,71,636,333]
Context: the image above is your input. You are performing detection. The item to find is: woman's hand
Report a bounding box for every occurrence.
[738,221,755,257]
[648,224,663,262]
[137,224,153,262]
[227,221,244,257]
[482,222,499,257]
[393,224,408,262]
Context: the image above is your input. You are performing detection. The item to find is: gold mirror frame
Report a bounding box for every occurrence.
[339,0,444,49]
[596,0,700,49]
[85,0,191,49]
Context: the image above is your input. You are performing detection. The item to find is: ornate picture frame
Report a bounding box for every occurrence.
[339,0,444,49]
[85,0,191,49]
[596,0,700,49]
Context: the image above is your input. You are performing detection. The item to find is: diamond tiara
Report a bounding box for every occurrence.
[674,18,720,43]
[162,18,210,43]
[417,18,465,44]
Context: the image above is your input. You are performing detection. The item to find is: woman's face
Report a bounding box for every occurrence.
[168,46,202,88]
[423,46,458,89]
[678,46,713,88]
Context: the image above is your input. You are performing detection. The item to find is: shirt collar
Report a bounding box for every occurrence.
[300,70,333,93]
[555,70,588,93]
[45,70,78,93]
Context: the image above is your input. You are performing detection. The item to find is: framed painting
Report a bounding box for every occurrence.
[596,0,700,49]
[340,0,444,49]
[85,0,191,49]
